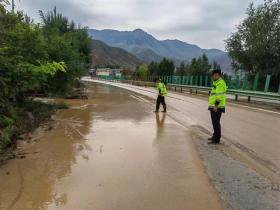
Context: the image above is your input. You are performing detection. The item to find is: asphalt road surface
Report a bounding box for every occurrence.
[87,79,280,174]
[0,82,225,210]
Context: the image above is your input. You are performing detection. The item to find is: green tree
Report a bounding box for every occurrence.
[0,5,66,105]
[185,54,212,76]
[226,0,280,80]
[148,61,159,76]
[212,61,221,71]
[158,58,175,76]
[39,7,91,95]
[176,62,186,76]
[135,64,148,80]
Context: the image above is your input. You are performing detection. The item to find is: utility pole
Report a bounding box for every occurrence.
[12,0,15,13]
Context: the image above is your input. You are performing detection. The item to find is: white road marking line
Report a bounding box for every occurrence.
[231,104,280,115]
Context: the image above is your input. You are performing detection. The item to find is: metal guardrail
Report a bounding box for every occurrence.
[93,76,280,103]
[166,84,280,102]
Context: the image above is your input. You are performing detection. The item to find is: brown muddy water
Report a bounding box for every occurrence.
[0,83,224,210]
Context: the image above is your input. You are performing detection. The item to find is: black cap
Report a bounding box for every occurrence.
[211,68,222,76]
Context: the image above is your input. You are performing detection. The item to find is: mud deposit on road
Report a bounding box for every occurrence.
[0,83,225,210]
[191,127,280,210]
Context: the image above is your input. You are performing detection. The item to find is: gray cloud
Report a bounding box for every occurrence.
[15,0,263,50]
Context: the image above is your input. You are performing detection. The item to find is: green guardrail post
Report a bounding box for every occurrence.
[264,74,271,93]
[242,73,249,90]
[204,76,208,87]
[235,75,240,90]
[190,76,193,86]
[252,73,259,91]
[199,76,203,87]
[227,76,232,89]
[278,83,280,94]
[194,76,198,86]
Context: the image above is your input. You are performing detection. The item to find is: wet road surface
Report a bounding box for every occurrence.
[86,79,280,175]
[0,83,225,210]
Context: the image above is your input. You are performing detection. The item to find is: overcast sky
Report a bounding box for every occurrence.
[14,0,263,50]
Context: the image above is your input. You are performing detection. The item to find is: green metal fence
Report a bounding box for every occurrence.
[95,73,280,102]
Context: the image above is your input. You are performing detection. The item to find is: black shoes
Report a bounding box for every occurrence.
[163,105,167,113]
[154,110,167,113]
[208,141,220,145]
[208,137,220,144]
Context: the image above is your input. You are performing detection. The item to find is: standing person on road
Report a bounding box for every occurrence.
[155,79,167,113]
[208,69,227,144]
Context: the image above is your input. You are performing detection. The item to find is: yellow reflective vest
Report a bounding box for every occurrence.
[208,78,227,111]
[157,82,167,96]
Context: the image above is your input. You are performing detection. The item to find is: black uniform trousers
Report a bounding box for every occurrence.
[156,95,166,111]
[210,110,222,143]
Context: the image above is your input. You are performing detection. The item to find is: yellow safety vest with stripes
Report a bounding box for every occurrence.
[209,78,227,110]
[157,82,167,96]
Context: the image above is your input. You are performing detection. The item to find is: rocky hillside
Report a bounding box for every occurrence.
[90,39,143,69]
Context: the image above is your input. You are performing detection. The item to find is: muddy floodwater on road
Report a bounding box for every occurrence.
[0,83,225,210]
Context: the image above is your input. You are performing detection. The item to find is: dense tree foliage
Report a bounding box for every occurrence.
[0,4,91,150]
[147,54,215,77]
[39,7,91,95]
[185,54,212,76]
[226,0,280,89]
[148,62,159,76]
[147,58,175,77]
[134,64,148,80]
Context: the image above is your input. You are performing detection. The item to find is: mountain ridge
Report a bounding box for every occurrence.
[88,29,231,72]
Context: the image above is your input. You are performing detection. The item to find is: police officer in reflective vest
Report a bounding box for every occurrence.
[155,79,167,113]
[208,69,227,144]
